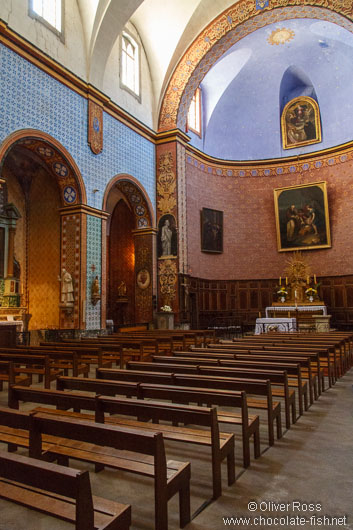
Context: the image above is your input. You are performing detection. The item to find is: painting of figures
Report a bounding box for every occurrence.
[274,182,331,252]
[281,97,321,150]
[201,208,223,253]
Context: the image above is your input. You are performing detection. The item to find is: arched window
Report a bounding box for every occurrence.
[187,88,202,137]
[121,32,140,97]
[29,0,63,35]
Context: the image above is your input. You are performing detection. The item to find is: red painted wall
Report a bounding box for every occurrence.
[186,150,353,280]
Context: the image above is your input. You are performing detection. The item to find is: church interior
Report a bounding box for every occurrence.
[0,1,352,529]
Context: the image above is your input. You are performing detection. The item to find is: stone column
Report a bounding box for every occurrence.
[155,129,190,324]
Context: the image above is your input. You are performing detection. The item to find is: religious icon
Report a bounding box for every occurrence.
[281,97,321,150]
[274,182,331,252]
[136,268,151,290]
[201,208,223,253]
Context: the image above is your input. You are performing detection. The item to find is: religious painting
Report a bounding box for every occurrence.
[281,97,321,150]
[157,214,177,259]
[201,208,223,253]
[274,181,331,252]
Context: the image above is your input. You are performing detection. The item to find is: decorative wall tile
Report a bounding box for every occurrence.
[86,215,101,329]
[0,45,156,212]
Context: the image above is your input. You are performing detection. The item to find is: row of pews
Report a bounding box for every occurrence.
[0,329,351,529]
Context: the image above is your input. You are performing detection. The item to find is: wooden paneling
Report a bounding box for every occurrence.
[183,274,353,329]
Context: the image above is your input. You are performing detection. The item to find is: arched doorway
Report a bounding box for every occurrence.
[104,176,155,329]
[0,130,86,331]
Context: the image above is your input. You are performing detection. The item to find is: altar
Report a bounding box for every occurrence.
[258,252,330,333]
[255,317,296,335]
[266,304,327,318]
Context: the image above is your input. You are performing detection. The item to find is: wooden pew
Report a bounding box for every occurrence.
[29,412,191,530]
[127,359,308,416]
[56,375,259,469]
[100,365,296,429]
[220,338,337,385]
[0,353,61,389]
[173,350,319,404]
[95,366,280,447]
[8,385,235,499]
[191,345,328,392]
[0,360,31,390]
[0,348,88,381]
[0,450,131,530]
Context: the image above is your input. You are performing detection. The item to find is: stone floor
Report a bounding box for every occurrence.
[0,368,352,530]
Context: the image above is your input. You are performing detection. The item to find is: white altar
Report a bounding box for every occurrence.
[266,305,327,318]
[255,317,297,335]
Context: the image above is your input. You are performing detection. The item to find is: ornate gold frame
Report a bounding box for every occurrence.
[274,181,331,252]
[281,97,322,150]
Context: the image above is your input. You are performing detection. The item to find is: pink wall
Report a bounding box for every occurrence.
[186,147,353,280]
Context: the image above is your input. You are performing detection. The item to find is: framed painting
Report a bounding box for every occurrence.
[281,96,321,150]
[201,208,223,253]
[274,181,331,252]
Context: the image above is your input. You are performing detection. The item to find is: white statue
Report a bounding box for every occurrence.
[58,268,74,304]
[161,219,172,256]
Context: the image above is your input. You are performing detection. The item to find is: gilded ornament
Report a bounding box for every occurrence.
[268,28,295,45]
[157,195,177,215]
[158,152,176,194]
[159,259,177,303]
[284,252,311,285]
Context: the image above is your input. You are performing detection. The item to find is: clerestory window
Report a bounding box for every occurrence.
[121,32,140,98]
[29,0,63,37]
[187,88,202,137]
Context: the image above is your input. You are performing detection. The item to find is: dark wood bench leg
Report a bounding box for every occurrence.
[179,478,191,528]
[227,440,236,487]
[253,427,261,459]
[291,396,297,425]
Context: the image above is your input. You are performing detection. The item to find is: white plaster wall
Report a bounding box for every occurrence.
[0,0,87,80]
[103,22,155,129]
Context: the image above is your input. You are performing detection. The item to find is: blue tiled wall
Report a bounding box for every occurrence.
[0,43,156,330]
[0,44,156,210]
[86,216,102,329]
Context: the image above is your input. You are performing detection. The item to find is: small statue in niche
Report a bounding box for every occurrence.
[91,275,101,305]
[58,268,74,305]
[117,281,127,297]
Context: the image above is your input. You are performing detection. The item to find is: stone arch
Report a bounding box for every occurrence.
[0,130,87,331]
[0,129,87,205]
[158,3,353,132]
[103,175,155,328]
[103,174,155,228]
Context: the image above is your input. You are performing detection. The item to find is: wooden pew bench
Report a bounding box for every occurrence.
[0,450,131,530]
[128,359,308,416]
[101,365,296,430]
[0,360,31,391]
[56,376,259,469]
[8,385,235,500]
[29,412,191,530]
[0,353,62,389]
[168,351,318,406]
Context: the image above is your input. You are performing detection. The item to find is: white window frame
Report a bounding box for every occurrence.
[29,0,64,41]
[120,31,141,100]
[187,88,202,137]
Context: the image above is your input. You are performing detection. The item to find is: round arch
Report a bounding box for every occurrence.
[103,174,155,229]
[158,2,353,132]
[103,174,155,328]
[0,129,87,204]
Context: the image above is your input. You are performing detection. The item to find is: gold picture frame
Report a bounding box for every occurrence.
[274,181,331,252]
[281,96,322,150]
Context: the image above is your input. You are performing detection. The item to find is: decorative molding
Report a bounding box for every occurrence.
[185,141,353,178]
[158,3,353,132]
[158,259,177,306]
